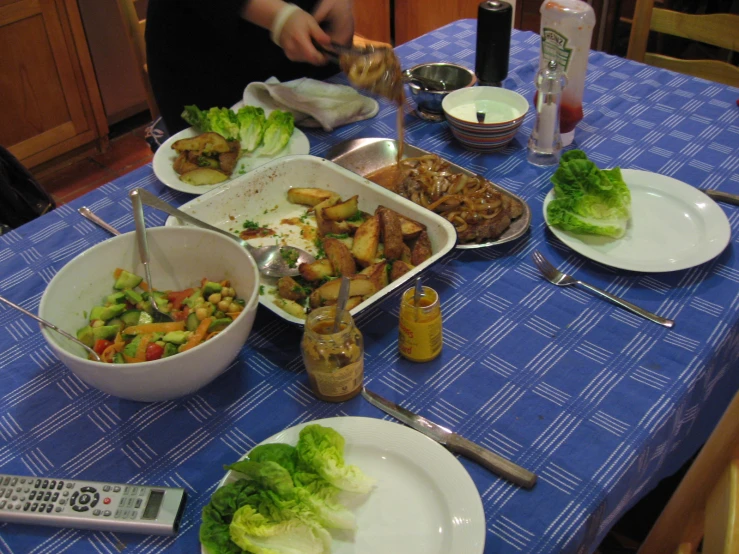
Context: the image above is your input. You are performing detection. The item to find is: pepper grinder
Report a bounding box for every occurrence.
[527,60,568,166]
[475,1,513,87]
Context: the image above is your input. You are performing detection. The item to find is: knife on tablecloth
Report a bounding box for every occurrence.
[361,387,537,489]
[702,189,739,206]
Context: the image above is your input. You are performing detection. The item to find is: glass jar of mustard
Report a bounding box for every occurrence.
[301,306,364,402]
[399,285,443,362]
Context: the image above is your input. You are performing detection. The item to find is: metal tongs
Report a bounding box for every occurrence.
[313,40,383,65]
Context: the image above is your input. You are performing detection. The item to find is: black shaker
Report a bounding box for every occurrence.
[475,0,513,87]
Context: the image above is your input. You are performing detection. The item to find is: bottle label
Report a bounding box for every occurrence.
[541,28,572,72]
[399,315,443,362]
[313,360,364,398]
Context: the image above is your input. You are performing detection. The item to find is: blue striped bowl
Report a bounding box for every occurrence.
[442,87,529,151]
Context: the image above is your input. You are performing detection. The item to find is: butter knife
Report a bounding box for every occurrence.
[702,189,739,206]
[361,388,537,489]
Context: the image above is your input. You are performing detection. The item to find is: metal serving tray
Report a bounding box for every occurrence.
[328,138,531,249]
[164,155,457,325]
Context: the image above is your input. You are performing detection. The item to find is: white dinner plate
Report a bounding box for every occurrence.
[152,126,310,196]
[201,416,486,554]
[543,169,731,273]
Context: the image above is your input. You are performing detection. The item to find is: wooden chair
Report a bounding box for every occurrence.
[626,0,739,88]
[116,0,160,120]
[637,389,739,554]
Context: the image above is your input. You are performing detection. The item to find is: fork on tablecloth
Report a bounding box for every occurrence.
[532,250,675,329]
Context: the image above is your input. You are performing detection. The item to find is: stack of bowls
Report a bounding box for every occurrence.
[404,63,477,121]
[442,86,530,151]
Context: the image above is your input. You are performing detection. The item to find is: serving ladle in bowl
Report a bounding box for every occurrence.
[132,188,315,278]
[0,294,103,362]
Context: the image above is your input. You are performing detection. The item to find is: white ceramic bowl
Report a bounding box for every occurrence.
[442,86,529,151]
[39,227,260,402]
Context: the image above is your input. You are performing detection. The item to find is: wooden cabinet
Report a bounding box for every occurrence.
[0,0,108,169]
[354,0,392,44]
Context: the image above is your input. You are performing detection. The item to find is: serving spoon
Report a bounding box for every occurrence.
[0,294,102,362]
[132,188,315,278]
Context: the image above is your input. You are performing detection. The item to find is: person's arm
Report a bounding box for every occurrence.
[239,0,332,64]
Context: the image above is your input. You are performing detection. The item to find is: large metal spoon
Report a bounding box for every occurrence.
[132,188,315,278]
[0,294,102,362]
[129,189,173,323]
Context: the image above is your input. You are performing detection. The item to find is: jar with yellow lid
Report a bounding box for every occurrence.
[398,286,443,362]
[301,306,364,402]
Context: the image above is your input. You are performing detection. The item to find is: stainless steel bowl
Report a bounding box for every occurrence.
[404,63,477,121]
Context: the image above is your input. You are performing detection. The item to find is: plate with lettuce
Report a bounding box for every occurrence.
[153,105,310,196]
[200,417,485,554]
[543,150,730,272]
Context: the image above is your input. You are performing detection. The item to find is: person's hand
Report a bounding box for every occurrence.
[313,0,354,46]
[278,8,332,65]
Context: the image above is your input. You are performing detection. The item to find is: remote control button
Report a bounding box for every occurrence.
[103,510,111,517]
[43,492,51,502]
[31,503,38,512]
[2,477,9,486]
[0,500,6,509]
[139,488,146,496]
[3,489,10,499]
[41,480,48,489]
[65,483,74,489]
[14,505,21,510]
[19,478,25,484]
[113,486,121,493]
[103,497,111,505]
[24,487,29,493]
[135,498,142,508]
[39,503,46,512]
[52,493,59,502]
[28,491,36,501]
[59,499,66,505]
[23,502,30,511]
[10,478,17,486]
[0,488,5,496]
[130,487,138,495]
[72,505,89,512]
[78,493,90,505]
[57,482,64,490]
[19,496,25,502]
[124,486,130,495]
[91,493,99,507]
[11,495,17,501]
[93,509,101,516]
[46,504,53,513]
[103,485,111,492]
[34,480,41,489]
[5,503,11,509]
[62,491,69,497]
[15,487,21,492]
[49,480,56,489]
[80,486,95,493]
[55,507,63,512]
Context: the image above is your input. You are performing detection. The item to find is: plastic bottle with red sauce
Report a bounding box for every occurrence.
[536,0,595,146]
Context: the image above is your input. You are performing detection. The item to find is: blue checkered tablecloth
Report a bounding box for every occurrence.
[1,20,739,553]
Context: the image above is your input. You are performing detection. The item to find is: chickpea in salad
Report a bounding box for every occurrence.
[76,268,245,363]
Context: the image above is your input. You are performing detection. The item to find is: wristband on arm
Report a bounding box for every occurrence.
[270,3,302,46]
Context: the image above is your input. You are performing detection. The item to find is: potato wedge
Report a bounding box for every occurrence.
[321,296,364,310]
[351,214,380,267]
[299,259,334,281]
[173,153,199,175]
[311,276,376,307]
[277,276,308,302]
[398,214,426,240]
[323,238,356,276]
[172,132,231,154]
[390,260,414,282]
[323,195,359,221]
[218,150,240,175]
[410,230,432,266]
[377,207,404,259]
[273,298,307,320]
[359,261,389,291]
[179,168,228,185]
[400,243,412,265]
[288,188,338,207]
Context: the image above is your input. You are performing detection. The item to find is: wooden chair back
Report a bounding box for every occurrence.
[116,0,159,120]
[626,0,739,87]
[637,389,739,554]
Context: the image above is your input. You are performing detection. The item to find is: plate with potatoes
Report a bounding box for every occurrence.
[163,155,457,324]
[152,126,310,196]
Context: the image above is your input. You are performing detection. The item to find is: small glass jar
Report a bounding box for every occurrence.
[398,286,443,362]
[301,306,364,402]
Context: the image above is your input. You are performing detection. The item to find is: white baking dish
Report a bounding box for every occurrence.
[164,155,457,324]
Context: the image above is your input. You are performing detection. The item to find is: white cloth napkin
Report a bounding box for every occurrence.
[244,77,379,132]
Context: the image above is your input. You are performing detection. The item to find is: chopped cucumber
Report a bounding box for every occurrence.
[137,311,154,326]
[76,326,94,348]
[114,270,143,290]
[106,292,126,304]
[186,312,200,332]
[90,304,125,322]
[162,343,178,358]
[122,335,142,358]
[203,281,222,297]
[208,318,232,333]
[120,310,141,327]
[162,331,189,345]
[124,289,143,304]
[113,352,125,364]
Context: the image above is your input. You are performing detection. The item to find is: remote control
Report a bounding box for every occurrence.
[0,474,186,536]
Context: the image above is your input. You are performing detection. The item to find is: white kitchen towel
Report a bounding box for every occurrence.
[244,77,379,132]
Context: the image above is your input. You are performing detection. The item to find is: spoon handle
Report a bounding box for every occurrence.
[0,294,101,362]
[78,207,121,236]
[333,276,351,333]
[129,190,155,293]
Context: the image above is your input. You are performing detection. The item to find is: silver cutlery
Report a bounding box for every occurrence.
[701,189,739,206]
[129,190,173,323]
[78,207,121,236]
[362,387,537,489]
[133,188,315,279]
[532,250,675,328]
[0,294,102,362]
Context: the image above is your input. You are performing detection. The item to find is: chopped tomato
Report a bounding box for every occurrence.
[145,343,165,361]
[171,305,190,322]
[167,288,194,311]
[93,339,113,355]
